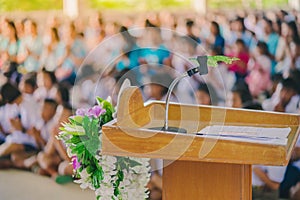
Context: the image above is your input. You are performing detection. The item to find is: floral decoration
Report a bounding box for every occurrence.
[58,97,150,200]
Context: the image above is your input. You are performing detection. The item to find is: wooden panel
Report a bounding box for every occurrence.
[102,87,300,165]
[162,161,252,200]
[117,87,150,127]
[102,86,300,200]
[146,102,300,163]
[102,124,288,165]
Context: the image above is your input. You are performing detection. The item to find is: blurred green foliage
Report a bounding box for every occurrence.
[0,0,289,12]
[261,0,288,8]
[209,0,288,9]
[0,0,62,12]
[89,0,190,10]
[90,0,289,10]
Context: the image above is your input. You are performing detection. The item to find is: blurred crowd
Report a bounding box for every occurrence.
[0,8,300,200]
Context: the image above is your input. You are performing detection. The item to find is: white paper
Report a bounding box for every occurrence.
[197,125,291,146]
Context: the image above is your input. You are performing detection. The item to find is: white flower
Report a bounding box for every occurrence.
[66,147,73,158]
[62,123,85,134]
[62,110,151,200]
[74,169,92,189]
[105,96,113,105]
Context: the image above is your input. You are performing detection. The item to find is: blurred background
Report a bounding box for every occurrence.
[0,0,296,20]
[1,0,300,200]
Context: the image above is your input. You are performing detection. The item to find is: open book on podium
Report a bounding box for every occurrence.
[102,86,300,200]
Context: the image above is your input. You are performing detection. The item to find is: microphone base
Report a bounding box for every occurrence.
[149,126,187,133]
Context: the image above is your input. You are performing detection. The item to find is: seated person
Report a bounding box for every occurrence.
[55,23,86,85]
[195,83,219,106]
[229,80,257,109]
[11,98,58,169]
[2,61,22,85]
[18,73,39,110]
[246,41,272,97]
[25,103,73,184]
[34,69,57,103]
[0,82,40,158]
[262,78,300,113]
[185,19,201,44]
[19,72,37,99]
[0,100,21,147]
[252,165,287,200]
[227,39,250,80]
[144,72,174,101]
[280,136,300,199]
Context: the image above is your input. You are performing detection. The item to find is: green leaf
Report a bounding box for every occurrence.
[96,97,115,113]
[86,164,96,174]
[68,136,82,144]
[128,159,142,168]
[117,170,124,181]
[207,56,239,67]
[69,116,83,125]
[71,143,85,155]
[96,97,104,105]
[60,123,86,136]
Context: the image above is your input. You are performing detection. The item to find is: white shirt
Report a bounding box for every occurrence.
[36,118,56,142]
[285,95,300,114]
[262,84,300,114]
[0,103,19,134]
[33,86,57,103]
[5,95,41,147]
[252,165,287,186]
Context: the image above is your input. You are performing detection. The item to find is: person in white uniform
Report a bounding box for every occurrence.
[0,82,40,157]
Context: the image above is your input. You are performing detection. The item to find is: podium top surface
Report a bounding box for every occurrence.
[102,87,300,166]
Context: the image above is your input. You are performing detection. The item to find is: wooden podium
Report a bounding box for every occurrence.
[102,87,300,200]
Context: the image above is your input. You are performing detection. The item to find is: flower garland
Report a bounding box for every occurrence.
[58,97,150,200]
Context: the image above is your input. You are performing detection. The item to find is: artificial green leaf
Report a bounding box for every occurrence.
[87,164,96,174]
[96,96,115,114]
[207,55,239,67]
[96,97,104,105]
[69,136,82,144]
[117,170,124,181]
[69,116,83,125]
[60,123,86,136]
[128,159,142,168]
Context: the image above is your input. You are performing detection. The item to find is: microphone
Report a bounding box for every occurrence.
[149,56,208,133]
[149,55,238,133]
[186,56,208,77]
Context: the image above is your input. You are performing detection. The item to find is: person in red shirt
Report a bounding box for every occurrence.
[228,39,250,80]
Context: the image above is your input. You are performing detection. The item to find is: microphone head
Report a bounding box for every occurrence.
[197,56,208,75]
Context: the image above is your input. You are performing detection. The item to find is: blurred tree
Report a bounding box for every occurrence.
[0,0,289,11]
[89,0,191,11]
[0,0,62,12]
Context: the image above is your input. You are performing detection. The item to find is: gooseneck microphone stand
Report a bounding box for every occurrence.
[150,56,208,133]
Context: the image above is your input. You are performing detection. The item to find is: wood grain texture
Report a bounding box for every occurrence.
[102,123,290,165]
[102,88,300,165]
[162,161,252,200]
[117,87,150,128]
[102,86,300,200]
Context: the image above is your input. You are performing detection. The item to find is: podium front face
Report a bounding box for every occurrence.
[163,161,251,200]
[102,87,300,200]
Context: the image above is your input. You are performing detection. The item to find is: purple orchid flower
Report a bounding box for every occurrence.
[71,156,81,170]
[87,105,106,118]
[76,108,88,116]
[75,105,106,118]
